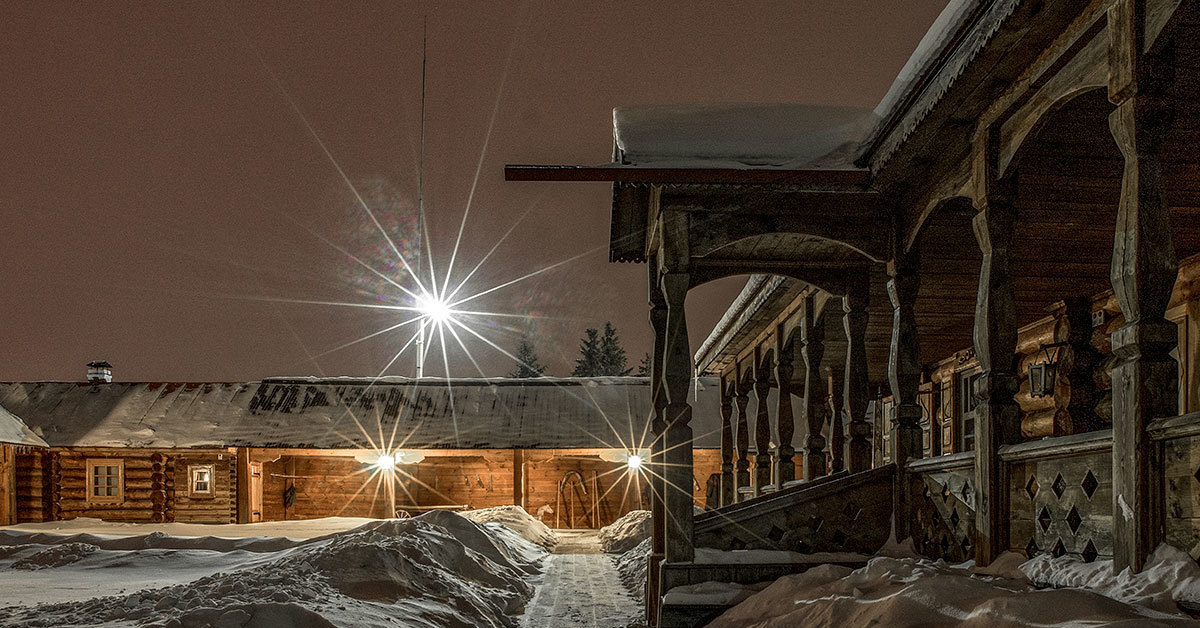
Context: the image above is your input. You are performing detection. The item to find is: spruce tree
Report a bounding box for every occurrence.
[572,328,601,377]
[598,322,632,376]
[509,337,546,378]
[637,352,651,376]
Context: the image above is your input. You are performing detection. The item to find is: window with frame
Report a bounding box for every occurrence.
[958,371,982,452]
[189,464,215,497]
[87,459,124,503]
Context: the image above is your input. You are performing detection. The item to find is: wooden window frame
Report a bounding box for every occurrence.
[189,464,215,497]
[955,368,983,453]
[86,458,124,504]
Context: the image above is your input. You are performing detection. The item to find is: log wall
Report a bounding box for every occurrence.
[14,447,236,524]
[0,444,15,525]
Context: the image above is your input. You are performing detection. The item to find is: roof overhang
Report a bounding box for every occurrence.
[504,164,872,187]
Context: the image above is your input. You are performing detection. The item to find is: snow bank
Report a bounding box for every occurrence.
[1021,544,1200,614]
[663,581,767,606]
[0,511,548,628]
[694,547,866,565]
[615,538,651,601]
[708,555,1197,627]
[463,506,558,550]
[599,509,651,554]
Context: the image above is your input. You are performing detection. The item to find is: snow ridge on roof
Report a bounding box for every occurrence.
[0,377,721,450]
[613,103,878,170]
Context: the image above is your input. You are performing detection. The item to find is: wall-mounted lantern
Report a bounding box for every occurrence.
[1029,342,1068,398]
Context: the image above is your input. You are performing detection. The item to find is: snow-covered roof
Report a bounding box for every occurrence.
[0,403,47,447]
[613,104,877,170]
[0,377,722,450]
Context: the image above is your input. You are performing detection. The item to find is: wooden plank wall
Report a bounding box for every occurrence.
[1163,433,1200,557]
[254,448,722,528]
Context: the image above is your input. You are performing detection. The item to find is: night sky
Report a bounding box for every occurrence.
[0,1,947,382]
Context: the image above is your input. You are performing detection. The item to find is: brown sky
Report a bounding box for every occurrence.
[0,1,947,382]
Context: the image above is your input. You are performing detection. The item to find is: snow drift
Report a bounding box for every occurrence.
[615,538,651,601]
[463,506,558,550]
[707,554,1198,627]
[599,509,651,554]
[0,512,547,628]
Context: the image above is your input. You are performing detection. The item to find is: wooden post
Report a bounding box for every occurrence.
[719,379,735,507]
[735,371,752,500]
[513,449,526,510]
[888,243,922,540]
[801,293,828,480]
[753,349,773,495]
[775,328,797,484]
[660,271,695,563]
[971,127,1021,566]
[844,276,872,472]
[1108,0,1178,573]
[1059,297,1104,434]
[236,448,251,524]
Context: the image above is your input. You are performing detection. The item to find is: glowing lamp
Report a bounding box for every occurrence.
[627,454,644,470]
[374,453,396,470]
[418,295,453,324]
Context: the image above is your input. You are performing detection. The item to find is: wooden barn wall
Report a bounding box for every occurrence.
[1163,431,1200,557]
[255,448,721,528]
[21,448,237,524]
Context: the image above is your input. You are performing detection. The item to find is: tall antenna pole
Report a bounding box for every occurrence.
[415,15,429,379]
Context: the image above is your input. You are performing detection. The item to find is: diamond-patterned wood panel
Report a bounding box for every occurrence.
[1008,451,1112,561]
[911,467,975,562]
[1163,434,1200,559]
[694,466,894,555]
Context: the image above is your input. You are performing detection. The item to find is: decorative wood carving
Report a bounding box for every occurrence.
[660,267,694,563]
[754,350,774,495]
[830,367,846,475]
[776,327,797,485]
[888,240,923,541]
[735,370,753,501]
[719,380,735,508]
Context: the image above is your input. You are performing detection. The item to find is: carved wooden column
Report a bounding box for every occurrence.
[829,368,846,474]
[888,243,922,541]
[1108,2,1178,572]
[801,293,828,480]
[753,351,773,495]
[719,379,735,507]
[734,375,752,500]
[844,276,872,472]
[660,269,694,563]
[971,128,1021,567]
[775,328,797,484]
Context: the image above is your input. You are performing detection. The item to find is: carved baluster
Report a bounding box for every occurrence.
[829,367,846,474]
[734,376,752,501]
[888,243,922,541]
[802,294,828,480]
[844,276,872,472]
[719,380,735,507]
[753,352,773,495]
[646,255,667,617]
[660,270,694,563]
[775,329,796,484]
[1108,1,1178,572]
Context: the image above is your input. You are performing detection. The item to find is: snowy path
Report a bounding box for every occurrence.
[520,531,645,628]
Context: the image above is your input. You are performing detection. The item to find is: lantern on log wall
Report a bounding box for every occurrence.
[1029,342,1067,398]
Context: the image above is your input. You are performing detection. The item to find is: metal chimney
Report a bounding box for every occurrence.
[87,360,112,383]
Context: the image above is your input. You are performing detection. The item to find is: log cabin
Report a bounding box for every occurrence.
[506,0,1200,624]
[0,375,721,528]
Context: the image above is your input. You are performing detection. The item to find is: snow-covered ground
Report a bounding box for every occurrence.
[0,512,552,627]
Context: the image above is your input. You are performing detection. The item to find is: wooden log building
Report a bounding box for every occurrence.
[0,376,721,528]
[507,0,1200,624]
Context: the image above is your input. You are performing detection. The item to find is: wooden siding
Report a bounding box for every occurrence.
[0,445,14,525]
[14,447,51,523]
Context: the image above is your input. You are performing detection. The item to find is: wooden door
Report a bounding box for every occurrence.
[248,462,263,522]
[0,445,13,526]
